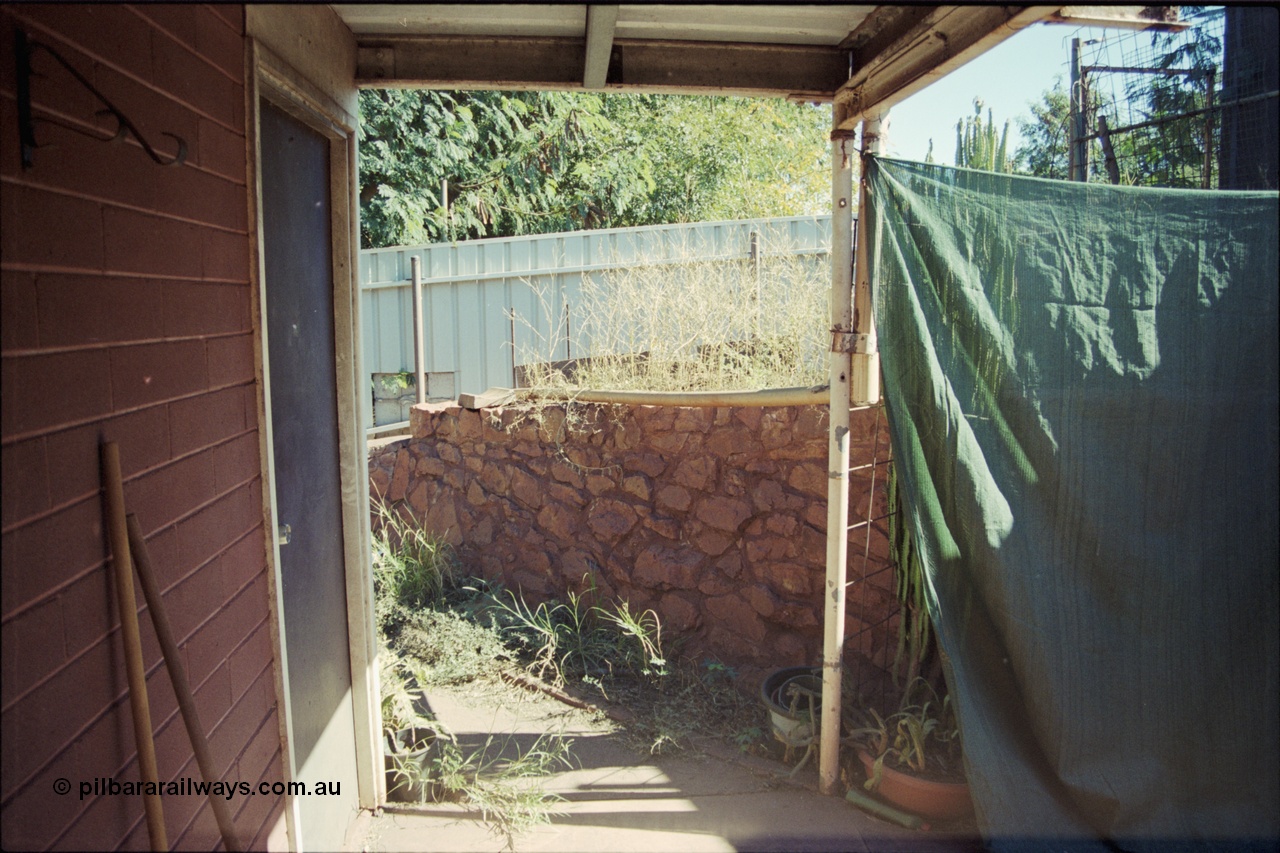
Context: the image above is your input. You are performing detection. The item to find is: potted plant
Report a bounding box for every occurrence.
[849,681,972,819]
[380,648,441,803]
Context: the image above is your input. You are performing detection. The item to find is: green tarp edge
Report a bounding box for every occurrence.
[866,156,1279,851]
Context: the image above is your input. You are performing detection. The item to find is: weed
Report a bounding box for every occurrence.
[430,730,574,851]
[486,586,669,690]
[734,725,766,753]
[488,591,570,684]
[372,499,457,637]
[513,234,828,394]
[380,641,431,736]
[598,599,667,678]
[396,609,512,687]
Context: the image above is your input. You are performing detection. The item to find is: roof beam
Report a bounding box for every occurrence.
[834,5,1054,129]
[356,36,847,99]
[583,5,619,90]
[1042,6,1188,32]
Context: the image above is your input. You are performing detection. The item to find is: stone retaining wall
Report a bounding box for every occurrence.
[369,400,899,672]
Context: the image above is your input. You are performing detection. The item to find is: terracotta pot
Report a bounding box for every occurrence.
[857,749,973,820]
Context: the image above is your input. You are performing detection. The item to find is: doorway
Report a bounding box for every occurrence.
[257,92,366,849]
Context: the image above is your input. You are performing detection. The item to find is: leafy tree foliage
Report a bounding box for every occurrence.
[1109,6,1223,187]
[1012,7,1224,187]
[358,90,830,248]
[1012,81,1075,179]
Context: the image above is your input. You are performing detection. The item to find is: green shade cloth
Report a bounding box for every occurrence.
[866,157,1278,851]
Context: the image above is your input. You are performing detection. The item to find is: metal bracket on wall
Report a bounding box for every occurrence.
[14,29,187,170]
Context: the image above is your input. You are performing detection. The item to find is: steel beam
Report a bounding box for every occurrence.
[834,6,1055,130]
[357,36,846,99]
[1044,6,1188,32]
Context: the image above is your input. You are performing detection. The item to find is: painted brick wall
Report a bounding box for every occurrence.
[1,5,284,850]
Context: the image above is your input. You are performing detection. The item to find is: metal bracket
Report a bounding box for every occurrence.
[830,328,858,353]
[15,29,187,170]
[277,524,292,547]
[832,329,879,355]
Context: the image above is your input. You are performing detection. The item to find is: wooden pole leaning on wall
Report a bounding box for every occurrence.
[127,514,242,852]
[101,442,168,851]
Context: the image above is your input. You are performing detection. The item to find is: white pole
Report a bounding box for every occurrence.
[852,115,885,405]
[411,256,426,405]
[819,112,857,797]
[1069,38,1088,182]
[819,111,886,796]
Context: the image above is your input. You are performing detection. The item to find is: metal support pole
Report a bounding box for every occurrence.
[851,115,884,407]
[819,113,857,797]
[1069,38,1089,181]
[1203,69,1216,189]
[411,256,426,405]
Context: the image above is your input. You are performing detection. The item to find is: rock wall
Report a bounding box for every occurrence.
[369,400,899,673]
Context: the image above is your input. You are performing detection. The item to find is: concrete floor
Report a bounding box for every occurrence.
[354,680,982,853]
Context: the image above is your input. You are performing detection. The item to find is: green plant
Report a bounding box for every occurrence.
[430,730,574,850]
[371,499,457,637]
[488,590,570,684]
[849,678,962,790]
[887,460,931,689]
[598,599,667,679]
[954,98,1011,172]
[486,586,669,688]
[385,725,440,804]
[396,609,513,687]
[380,644,430,736]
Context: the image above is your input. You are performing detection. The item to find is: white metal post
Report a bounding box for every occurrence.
[1069,38,1088,182]
[819,114,856,796]
[820,112,884,796]
[852,116,884,405]
[411,255,426,405]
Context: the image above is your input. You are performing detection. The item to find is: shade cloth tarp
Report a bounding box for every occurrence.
[865,157,1279,851]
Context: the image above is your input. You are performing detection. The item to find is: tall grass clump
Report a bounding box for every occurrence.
[487,585,667,690]
[372,499,457,638]
[513,232,829,393]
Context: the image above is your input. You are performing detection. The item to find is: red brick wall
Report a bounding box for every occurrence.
[1,5,284,849]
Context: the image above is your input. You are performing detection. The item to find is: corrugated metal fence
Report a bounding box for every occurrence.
[360,215,832,427]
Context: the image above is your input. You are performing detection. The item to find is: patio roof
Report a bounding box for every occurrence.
[334,4,1185,121]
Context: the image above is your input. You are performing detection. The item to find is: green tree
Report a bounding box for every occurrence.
[1012,82,1072,179]
[1012,81,1115,181]
[1114,6,1223,187]
[1012,8,1224,187]
[358,91,830,248]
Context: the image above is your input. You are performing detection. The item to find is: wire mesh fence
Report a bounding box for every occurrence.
[1074,8,1277,190]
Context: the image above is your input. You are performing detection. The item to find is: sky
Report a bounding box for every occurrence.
[881,21,1112,165]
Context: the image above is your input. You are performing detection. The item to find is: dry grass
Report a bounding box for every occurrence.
[515,235,829,393]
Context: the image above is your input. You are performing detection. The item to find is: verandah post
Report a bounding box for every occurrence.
[820,110,884,796]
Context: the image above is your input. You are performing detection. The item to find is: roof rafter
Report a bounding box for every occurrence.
[583,5,619,90]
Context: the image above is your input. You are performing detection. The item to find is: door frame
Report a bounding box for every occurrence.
[247,39,381,850]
